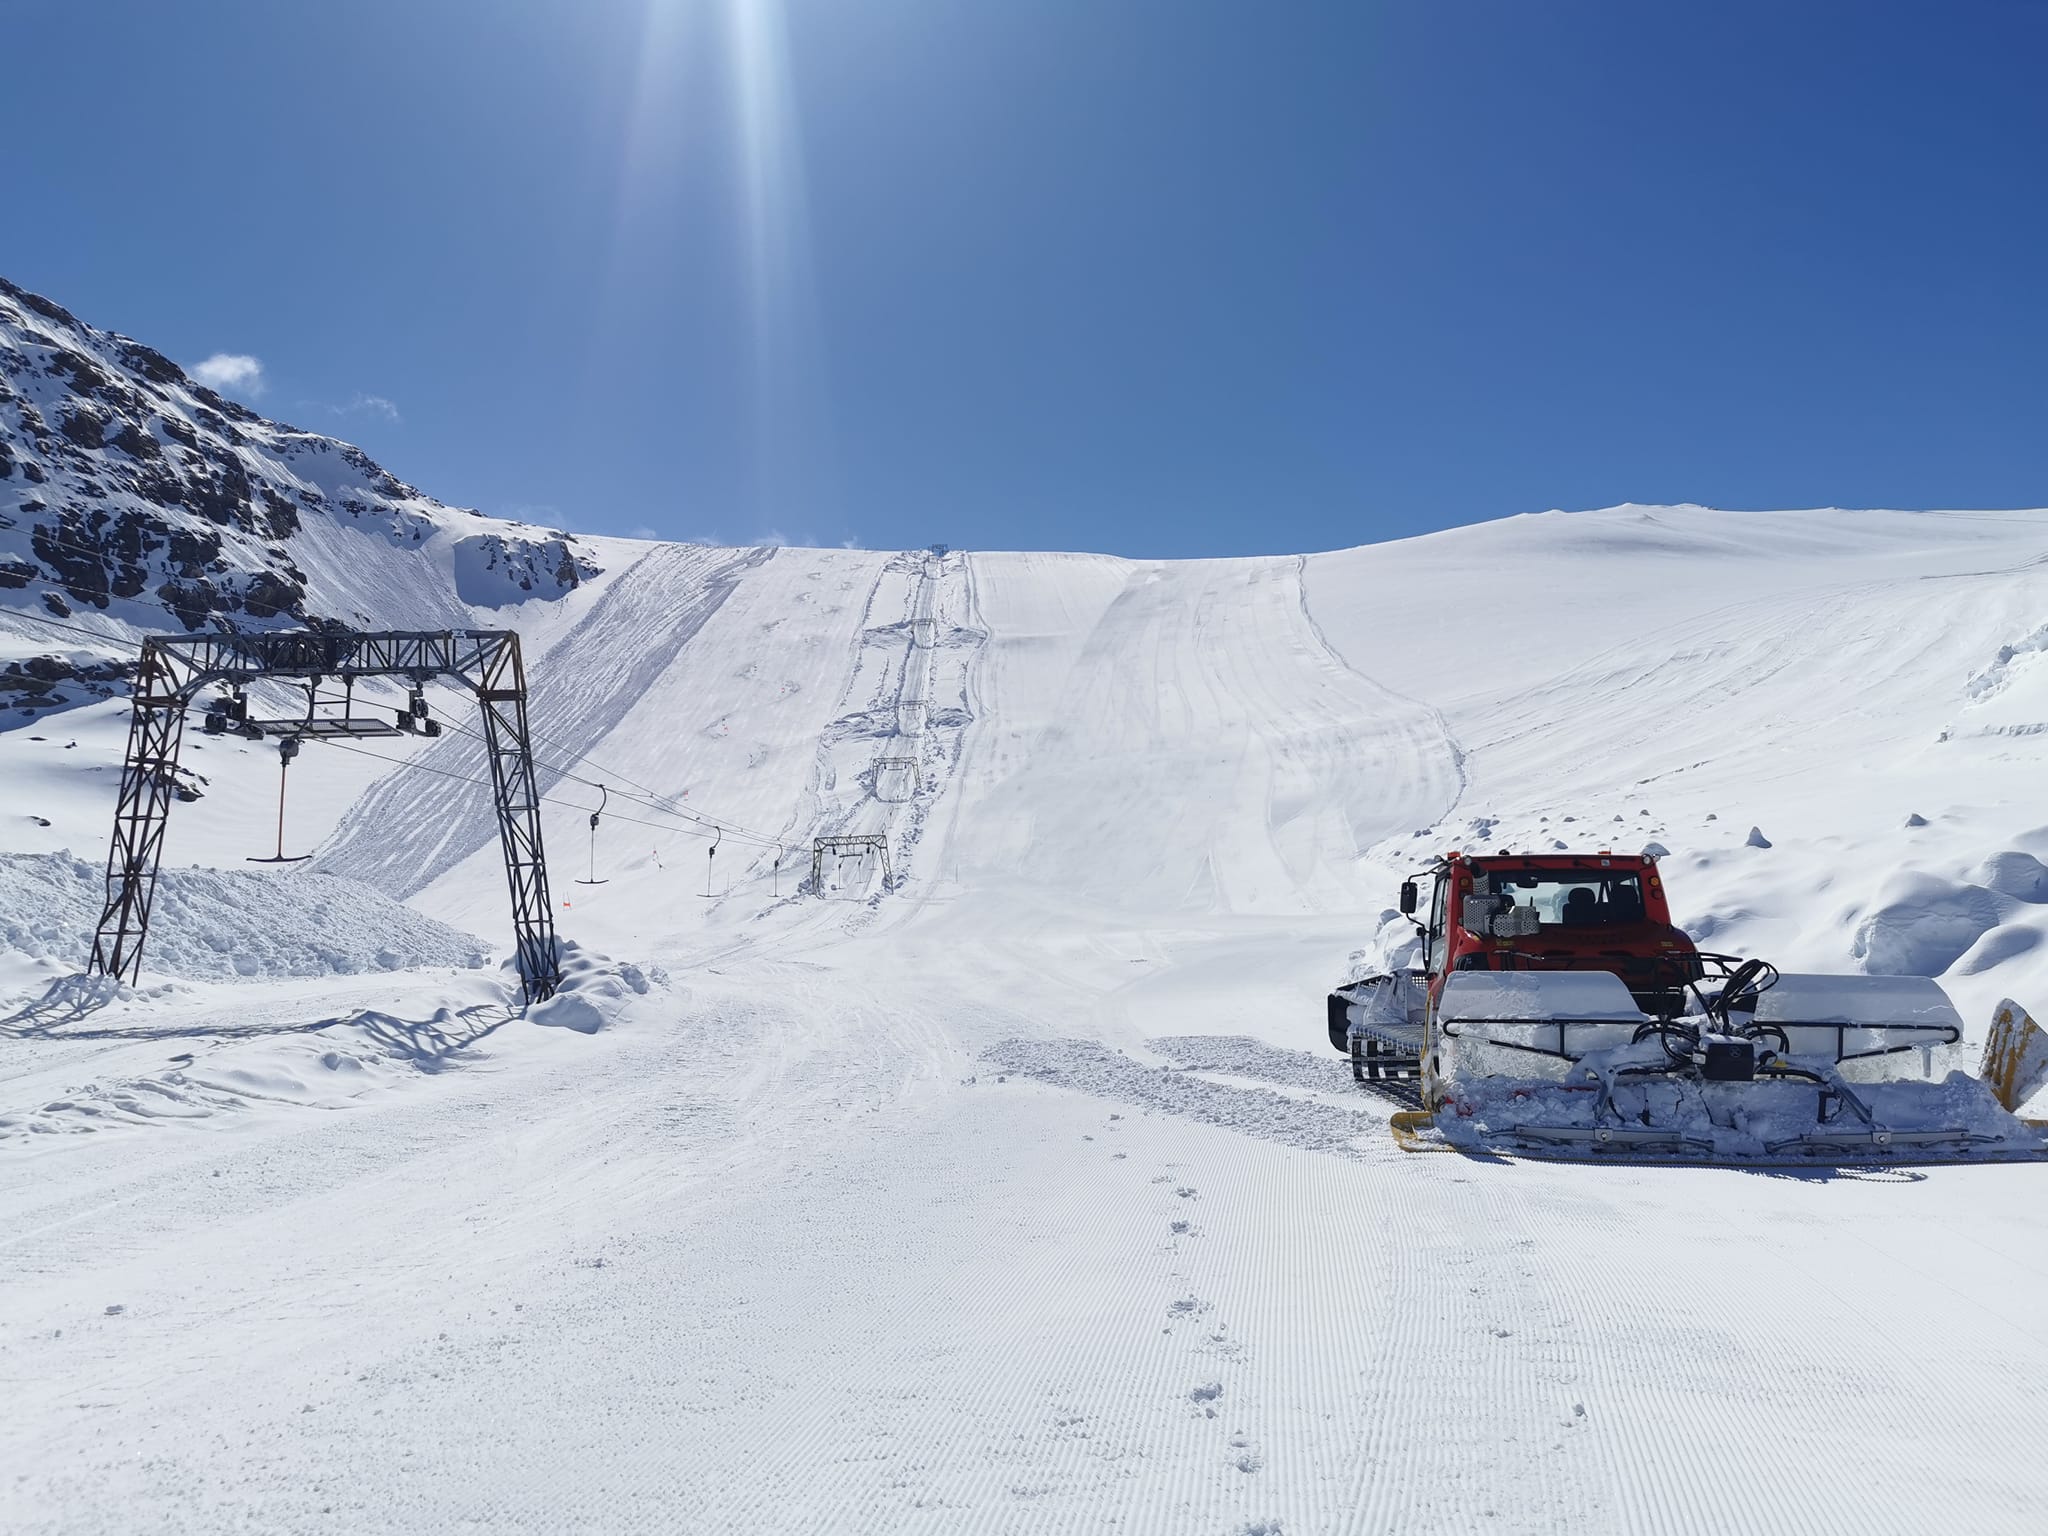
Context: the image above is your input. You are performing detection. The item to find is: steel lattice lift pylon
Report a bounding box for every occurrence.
[87,629,563,1001]
[811,833,891,895]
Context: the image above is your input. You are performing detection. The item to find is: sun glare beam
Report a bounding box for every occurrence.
[597,0,835,535]
[720,0,833,530]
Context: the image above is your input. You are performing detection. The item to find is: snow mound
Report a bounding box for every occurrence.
[1850,871,2003,978]
[514,939,653,1034]
[1977,850,2048,902]
[0,851,488,980]
[1341,908,1421,982]
[1954,923,2045,976]
[1965,618,2048,700]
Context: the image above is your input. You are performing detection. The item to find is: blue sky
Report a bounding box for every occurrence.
[6,1,2044,556]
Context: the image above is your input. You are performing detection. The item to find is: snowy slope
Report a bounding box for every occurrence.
[5,491,2048,1535]
[1306,506,2048,1027]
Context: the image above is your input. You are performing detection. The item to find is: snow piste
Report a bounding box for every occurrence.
[1327,850,2048,1161]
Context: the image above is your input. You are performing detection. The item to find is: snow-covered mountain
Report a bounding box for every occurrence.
[5,278,2048,1534]
[0,276,599,712]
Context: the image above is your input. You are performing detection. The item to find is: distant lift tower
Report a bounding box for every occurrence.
[87,629,562,1001]
[811,834,891,895]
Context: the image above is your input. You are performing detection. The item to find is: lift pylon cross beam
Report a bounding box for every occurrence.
[87,628,562,1002]
[810,834,890,895]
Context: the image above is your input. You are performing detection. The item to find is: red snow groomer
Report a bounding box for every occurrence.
[1327,850,2048,1161]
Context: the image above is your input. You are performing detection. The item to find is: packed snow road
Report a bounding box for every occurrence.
[6,936,2044,1534]
[6,509,2048,1534]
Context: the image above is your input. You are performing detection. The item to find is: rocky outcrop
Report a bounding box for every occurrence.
[0,275,601,642]
[0,651,130,712]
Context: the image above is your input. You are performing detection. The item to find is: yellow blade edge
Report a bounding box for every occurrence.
[1981,999,2048,1113]
[1389,1109,1451,1152]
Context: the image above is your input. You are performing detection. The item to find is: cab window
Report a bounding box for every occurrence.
[1478,868,1646,928]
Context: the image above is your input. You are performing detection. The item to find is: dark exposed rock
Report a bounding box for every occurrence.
[0,652,132,717]
[2,274,603,648]
[184,455,252,526]
[58,403,106,449]
[133,459,187,507]
[116,340,185,387]
[49,349,119,403]
[166,527,222,578]
[109,419,161,461]
[0,278,81,329]
[258,487,298,539]
[237,569,304,620]
[189,406,244,446]
[30,520,111,606]
[156,576,221,630]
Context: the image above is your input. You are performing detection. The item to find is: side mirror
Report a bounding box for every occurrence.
[1398,880,1419,915]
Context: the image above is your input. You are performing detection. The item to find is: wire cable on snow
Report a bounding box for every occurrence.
[434,714,783,852]
[309,736,776,851]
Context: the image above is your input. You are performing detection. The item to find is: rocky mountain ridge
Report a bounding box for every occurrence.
[0,276,601,712]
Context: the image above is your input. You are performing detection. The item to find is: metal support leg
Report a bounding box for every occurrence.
[475,636,560,1002]
[88,640,193,983]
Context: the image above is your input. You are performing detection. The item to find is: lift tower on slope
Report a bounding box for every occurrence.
[87,628,562,1001]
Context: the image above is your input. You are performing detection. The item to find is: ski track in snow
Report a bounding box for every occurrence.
[6,509,2048,1534]
[777,547,985,906]
[318,543,773,898]
[984,1035,1391,1158]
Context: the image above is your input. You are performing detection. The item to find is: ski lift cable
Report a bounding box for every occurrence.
[7,608,135,650]
[5,552,792,851]
[252,686,774,854]
[6,528,458,655]
[534,741,781,848]
[309,737,780,848]
[516,717,785,846]
[6,540,787,848]
[0,576,146,650]
[0,572,781,856]
[434,714,782,851]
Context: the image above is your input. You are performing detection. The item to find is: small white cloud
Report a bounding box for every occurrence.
[190,352,265,397]
[627,525,660,540]
[340,393,401,424]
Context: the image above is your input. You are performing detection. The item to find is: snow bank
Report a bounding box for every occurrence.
[1850,871,2004,978]
[1977,850,2048,902]
[0,851,488,980]
[517,939,654,1034]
